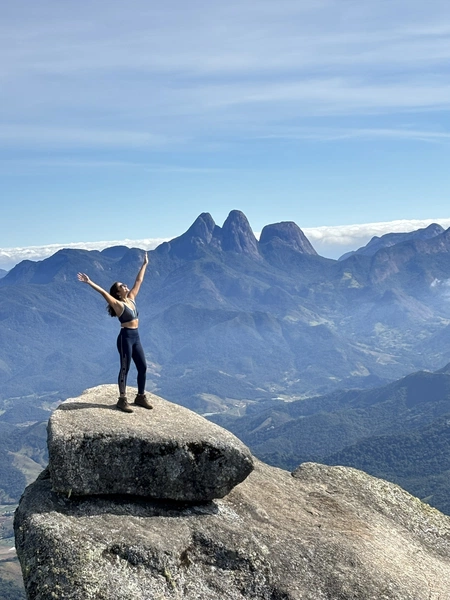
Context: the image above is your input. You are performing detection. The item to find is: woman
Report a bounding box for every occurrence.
[77,252,152,413]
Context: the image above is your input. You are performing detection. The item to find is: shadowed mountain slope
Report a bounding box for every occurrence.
[209,364,450,514]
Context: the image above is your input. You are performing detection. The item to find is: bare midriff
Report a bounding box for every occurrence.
[121,319,139,329]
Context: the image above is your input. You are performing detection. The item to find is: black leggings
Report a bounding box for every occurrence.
[116,328,147,396]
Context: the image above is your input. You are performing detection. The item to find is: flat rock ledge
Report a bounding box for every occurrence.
[47,385,254,502]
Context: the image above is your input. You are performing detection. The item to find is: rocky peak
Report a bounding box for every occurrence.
[160,210,319,261]
[14,385,450,599]
[184,212,217,243]
[215,210,260,258]
[259,221,318,255]
[425,222,446,236]
[162,212,217,258]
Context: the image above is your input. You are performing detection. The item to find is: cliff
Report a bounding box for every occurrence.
[14,385,450,599]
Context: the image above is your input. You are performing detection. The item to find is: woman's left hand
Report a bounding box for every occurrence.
[143,252,148,265]
[77,272,91,284]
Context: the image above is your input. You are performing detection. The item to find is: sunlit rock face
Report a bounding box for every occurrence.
[14,386,450,600]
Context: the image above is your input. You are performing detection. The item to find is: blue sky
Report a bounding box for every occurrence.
[2,0,450,268]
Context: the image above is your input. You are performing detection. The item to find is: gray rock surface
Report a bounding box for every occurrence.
[15,460,450,600]
[47,385,254,501]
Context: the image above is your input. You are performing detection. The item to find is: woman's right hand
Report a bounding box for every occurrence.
[77,272,90,284]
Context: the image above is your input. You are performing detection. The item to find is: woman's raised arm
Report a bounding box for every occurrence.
[128,252,148,299]
[77,273,123,315]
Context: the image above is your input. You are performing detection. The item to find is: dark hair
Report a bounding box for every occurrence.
[107,282,122,317]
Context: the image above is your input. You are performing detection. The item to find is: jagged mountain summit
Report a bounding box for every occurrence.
[157,210,316,260]
[15,386,450,600]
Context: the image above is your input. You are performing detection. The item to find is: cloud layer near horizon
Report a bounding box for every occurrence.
[1,218,449,271]
[303,218,450,258]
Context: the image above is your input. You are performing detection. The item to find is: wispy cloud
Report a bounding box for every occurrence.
[2,0,450,255]
[260,127,450,144]
[0,125,173,149]
[2,0,450,153]
[4,2,450,77]
[0,157,226,173]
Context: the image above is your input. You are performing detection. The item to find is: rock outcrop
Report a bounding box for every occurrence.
[164,213,218,258]
[160,210,261,260]
[48,385,253,501]
[15,386,450,599]
[217,210,260,258]
[259,221,318,255]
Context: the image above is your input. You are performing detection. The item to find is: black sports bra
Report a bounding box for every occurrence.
[118,299,139,324]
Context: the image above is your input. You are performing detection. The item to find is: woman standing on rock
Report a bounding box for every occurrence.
[77,252,152,413]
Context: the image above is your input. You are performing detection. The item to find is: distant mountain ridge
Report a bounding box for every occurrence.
[339,223,444,260]
[1,210,450,410]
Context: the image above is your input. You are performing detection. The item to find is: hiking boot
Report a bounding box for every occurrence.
[116,396,133,413]
[134,393,153,409]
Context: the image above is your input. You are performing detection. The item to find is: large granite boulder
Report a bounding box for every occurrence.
[15,460,450,600]
[47,385,253,502]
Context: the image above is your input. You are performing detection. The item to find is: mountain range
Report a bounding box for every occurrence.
[338,222,445,260]
[210,363,450,514]
[1,210,450,414]
[2,210,450,533]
